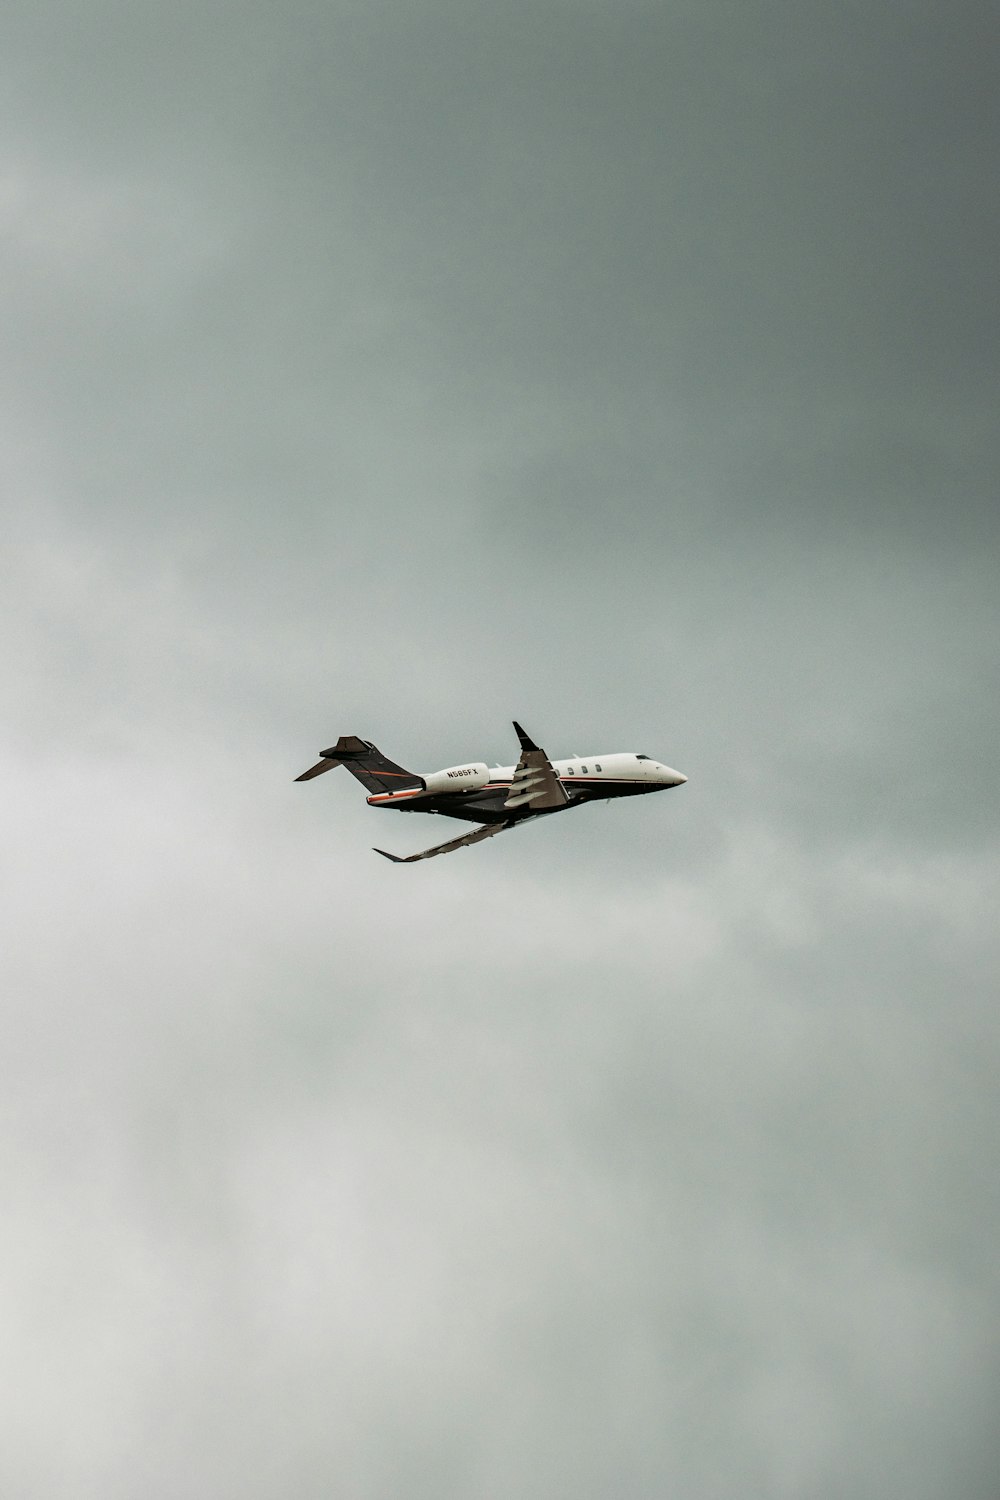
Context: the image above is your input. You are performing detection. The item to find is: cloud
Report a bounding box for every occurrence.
[1,2,998,1495]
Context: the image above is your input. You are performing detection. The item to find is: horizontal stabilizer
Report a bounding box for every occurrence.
[319,735,370,760]
[295,735,372,781]
[295,759,339,782]
[375,820,514,864]
[295,735,423,794]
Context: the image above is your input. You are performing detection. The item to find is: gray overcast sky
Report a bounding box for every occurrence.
[2,3,998,1496]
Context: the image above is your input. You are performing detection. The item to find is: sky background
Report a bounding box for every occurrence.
[2,2,998,1495]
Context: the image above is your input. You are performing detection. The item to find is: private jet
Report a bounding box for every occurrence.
[295,722,686,863]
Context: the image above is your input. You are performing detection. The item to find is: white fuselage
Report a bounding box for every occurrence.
[365,751,686,810]
[486,751,687,790]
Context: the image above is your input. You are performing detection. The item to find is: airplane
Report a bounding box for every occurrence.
[295,721,686,863]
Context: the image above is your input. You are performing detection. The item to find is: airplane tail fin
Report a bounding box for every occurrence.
[295,736,424,796]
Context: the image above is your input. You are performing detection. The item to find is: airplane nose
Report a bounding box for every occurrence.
[661,766,687,785]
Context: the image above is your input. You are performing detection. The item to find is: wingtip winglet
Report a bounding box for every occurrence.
[512,720,538,752]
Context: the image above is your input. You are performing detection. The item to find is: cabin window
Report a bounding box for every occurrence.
[595,763,602,772]
[567,766,575,775]
[581,765,588,773]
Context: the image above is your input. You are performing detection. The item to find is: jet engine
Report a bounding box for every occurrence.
[419,762,490,795]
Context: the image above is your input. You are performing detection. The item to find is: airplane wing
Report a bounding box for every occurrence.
[374,819,515,864]
[503,722,569,811]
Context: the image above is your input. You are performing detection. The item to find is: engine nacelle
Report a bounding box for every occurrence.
[419,762,490,796]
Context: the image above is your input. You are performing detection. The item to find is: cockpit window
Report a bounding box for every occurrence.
[636,754,650,760]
